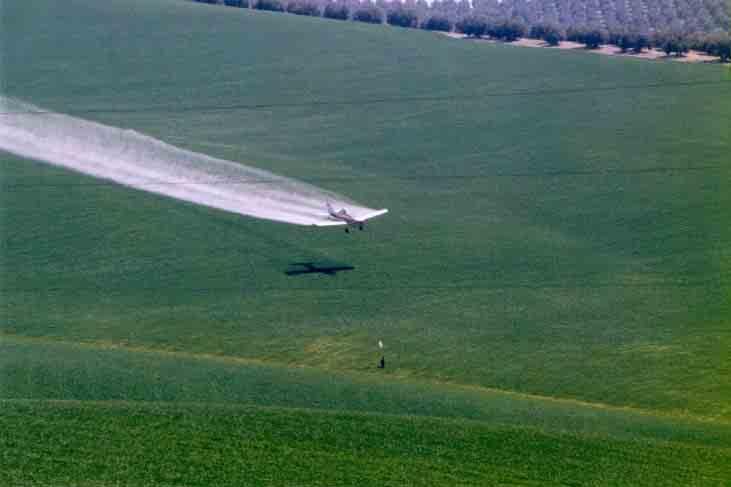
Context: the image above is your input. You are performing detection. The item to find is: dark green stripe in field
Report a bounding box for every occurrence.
[2,400,730,487]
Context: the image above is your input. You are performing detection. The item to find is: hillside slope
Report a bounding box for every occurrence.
[1,0,730,483]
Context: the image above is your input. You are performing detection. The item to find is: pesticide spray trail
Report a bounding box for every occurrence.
[0,96,379,225]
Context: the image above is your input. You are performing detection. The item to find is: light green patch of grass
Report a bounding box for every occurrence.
[3,335,731,447]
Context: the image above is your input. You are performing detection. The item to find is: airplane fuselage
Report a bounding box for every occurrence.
[328,205,364,231]
[323,202,387,232]
[329,209,358,224]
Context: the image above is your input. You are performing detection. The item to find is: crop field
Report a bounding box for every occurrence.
[1,0,731,484]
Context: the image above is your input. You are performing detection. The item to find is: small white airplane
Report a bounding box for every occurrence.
[314,201,388,232]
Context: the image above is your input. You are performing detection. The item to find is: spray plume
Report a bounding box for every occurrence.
[0,96,379,226]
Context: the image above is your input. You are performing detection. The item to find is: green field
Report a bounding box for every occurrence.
[2,0,731,484]
[5,400,731,487]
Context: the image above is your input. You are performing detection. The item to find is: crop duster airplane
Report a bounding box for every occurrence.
[315,201,388,232]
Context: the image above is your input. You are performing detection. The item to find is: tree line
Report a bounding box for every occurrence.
[193,0,731,61]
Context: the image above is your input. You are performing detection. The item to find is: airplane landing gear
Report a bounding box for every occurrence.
[345,227,350,233]
[359,225,364,231]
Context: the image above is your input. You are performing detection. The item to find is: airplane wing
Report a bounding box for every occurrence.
[311,220,347,227]
[310,207,388,227]
[357,209,389,221]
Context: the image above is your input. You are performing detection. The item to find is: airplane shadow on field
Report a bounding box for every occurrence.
[285,262,355,276]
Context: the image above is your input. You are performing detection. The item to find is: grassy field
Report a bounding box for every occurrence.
[2,0,731,484]
[4,400,731,487]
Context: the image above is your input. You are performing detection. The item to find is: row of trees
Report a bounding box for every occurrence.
[536,22,730,58]
[198,0,449,28]
[568,25,731,58]
[456,17,527,40]
[468,0,729,36]
[194,0,731,60]
[200,0,730,35]
[453,15,731,58]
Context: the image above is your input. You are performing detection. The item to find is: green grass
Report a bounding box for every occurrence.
[2,0,731,484]
[5,334,731,444]
[5,335,730,485]
[2,400,730,487]
[3,0,730,417]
